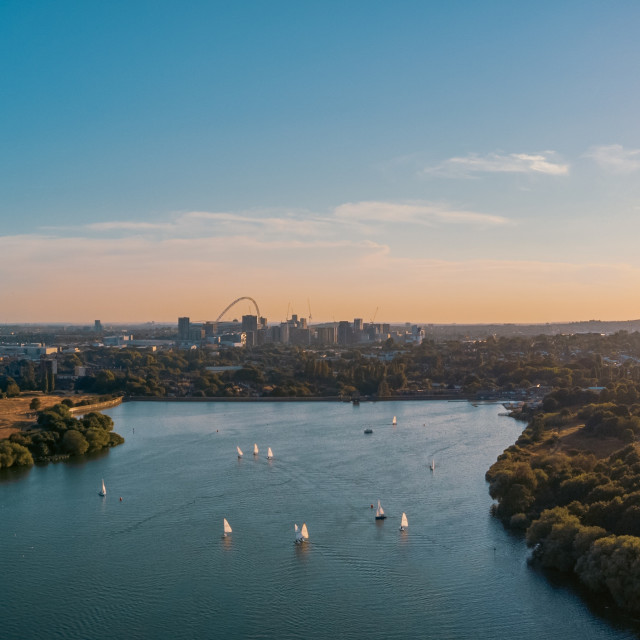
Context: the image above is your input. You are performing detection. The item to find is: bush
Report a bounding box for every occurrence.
[61,430,89,456]
[0,441,34,469]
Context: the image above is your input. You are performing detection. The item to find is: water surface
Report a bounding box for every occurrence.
[1,401,638,639]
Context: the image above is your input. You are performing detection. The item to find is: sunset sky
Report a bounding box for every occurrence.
[2,1,640,324]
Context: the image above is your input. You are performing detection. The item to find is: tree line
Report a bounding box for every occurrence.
[0,404,124,470]
[486,379,640,615]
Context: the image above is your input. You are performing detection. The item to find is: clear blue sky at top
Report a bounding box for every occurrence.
[2,0,639,233]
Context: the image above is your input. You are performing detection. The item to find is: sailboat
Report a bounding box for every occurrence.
[237,446,243,458]
[300,523,309,542]
[392,416,397,425]
[253,443,259,456]
[430,459,435,471]
[267,447,273,460]
[223,518,232,538]
[400,512,408,531]
[294,523,303,544]
[99,479,106,497]
[375,499,386,520]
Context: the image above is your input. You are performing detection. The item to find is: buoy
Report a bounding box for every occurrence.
[119,497,123,502]
[370,504,374,509]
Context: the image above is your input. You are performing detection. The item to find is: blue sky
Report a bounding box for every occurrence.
[2,1,640,323]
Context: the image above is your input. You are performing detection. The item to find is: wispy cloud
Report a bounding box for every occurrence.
[333,201,510,226]
[181,210,332,237]
[583,144,640,174]
[85,221,175,231]
[68,200,508,242]
[425,151,569,177]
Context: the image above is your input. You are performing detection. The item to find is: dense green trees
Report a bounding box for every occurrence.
[0,375,20,397]
[0,405,123,469]
[0,441,34,468]
[576,535,640,612]
[7,328,640,400]
[487,387,640,615]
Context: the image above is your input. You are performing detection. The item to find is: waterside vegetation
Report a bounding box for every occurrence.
[487,381,640,615]
[0,403,124,470]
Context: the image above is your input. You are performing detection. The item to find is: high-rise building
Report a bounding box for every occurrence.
[316,326,337,344]
[279,322,290,344]
[337,321,353,345]
[94,320,102,333]
[289,328,310,345]
[353,318,363,332]
[242,315,258,333]
[178,317,190,340]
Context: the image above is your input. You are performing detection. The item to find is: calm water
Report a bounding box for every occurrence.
[1,401,639,639]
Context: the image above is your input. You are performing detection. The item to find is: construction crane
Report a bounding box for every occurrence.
[307,298,313,323]
[370,306,379,324]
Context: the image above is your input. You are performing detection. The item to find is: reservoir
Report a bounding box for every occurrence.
[1,401,639,639]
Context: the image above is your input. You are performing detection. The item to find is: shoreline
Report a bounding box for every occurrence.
[122,393,477,403]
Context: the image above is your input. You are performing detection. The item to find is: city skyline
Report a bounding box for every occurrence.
[2,2,640,324]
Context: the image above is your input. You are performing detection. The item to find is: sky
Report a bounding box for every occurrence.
[2,0,640,325]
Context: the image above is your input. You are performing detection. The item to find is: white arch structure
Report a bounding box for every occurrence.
[215,297,261,328]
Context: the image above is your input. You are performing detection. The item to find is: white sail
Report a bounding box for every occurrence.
[237,446,243,458]
[300,523,309,541]
[99,479,106,496]
[253,443,259,455]
[400,512,409,528]
[223,518,232,534]
[392,416,397,425]
[430,459,435,470]
[267,447,273,459]
[376,499,384,517]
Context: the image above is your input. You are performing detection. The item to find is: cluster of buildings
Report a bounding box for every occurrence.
[177,315,425,348]
[0,314,426,359]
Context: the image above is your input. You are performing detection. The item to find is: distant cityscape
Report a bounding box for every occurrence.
[175,314,426,348]
[2,310,640,363]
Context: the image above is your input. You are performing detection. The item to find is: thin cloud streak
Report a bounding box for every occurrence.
[584,144,640,174]
[425,151,569,177]
[334,201,510,226]
[85,221,176,231]
[67,200,510,241]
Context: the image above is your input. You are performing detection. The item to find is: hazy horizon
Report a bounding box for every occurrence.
[3,2,640,324]
[3,316,640,328]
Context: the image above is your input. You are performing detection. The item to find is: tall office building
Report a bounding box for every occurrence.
[178,317,190,340]
[242,315,258,333]
[316,326,337,344]
[337,321,353,345]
